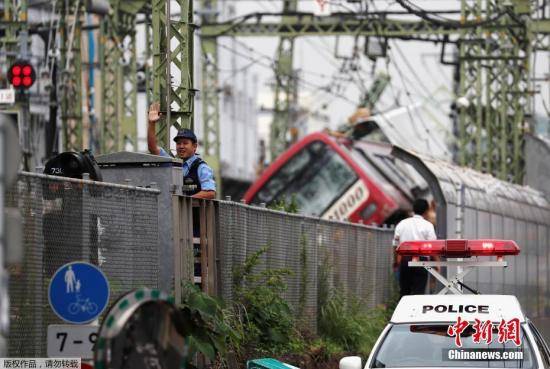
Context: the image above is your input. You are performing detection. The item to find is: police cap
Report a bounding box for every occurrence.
[173,128,197,143]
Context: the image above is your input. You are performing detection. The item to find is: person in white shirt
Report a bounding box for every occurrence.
[392,199,438,296]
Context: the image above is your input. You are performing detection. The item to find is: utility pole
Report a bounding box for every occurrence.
[270,0,298,160]
[99,0,142,153]
[200,0,221,181]
[152,0,195,152]
[58,0,84,151]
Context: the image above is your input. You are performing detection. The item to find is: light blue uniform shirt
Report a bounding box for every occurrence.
[159,148,216,192]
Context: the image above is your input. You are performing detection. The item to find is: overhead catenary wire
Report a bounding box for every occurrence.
[391,40,439,104]
[420,52,452,95]
[230,37,336,79]
[384,59,402,108]
[224,35,368,92]
[388,46,452,155]
[219,15,423,117]
[220,38,361,111]
[325,0,363,14]
[302,57,362,114]
[215,41,356,99]
[217,42,357,105]
[383,54,424,143]
[394,0,515,28]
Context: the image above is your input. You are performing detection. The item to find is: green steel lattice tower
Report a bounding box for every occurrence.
[58,0,84,151]
[151,0,195,152]
[199,0,221,176]
[99,0,142,153]
[270,0,299,159]
[457,0,532,183]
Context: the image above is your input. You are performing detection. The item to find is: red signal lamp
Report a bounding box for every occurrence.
[396,239,520,258]
[8,61,36,89]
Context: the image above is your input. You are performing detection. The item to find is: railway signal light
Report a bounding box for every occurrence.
[7,61,36,89]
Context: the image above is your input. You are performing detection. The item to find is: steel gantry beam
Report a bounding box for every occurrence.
[151,0,195,151]
[199,0,221,177]
[201,14,459,39]
[201,11,550,38]
[59,0,84,151]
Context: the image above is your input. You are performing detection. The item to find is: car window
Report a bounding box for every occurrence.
[529,321,550,368]
[371,324,536,368]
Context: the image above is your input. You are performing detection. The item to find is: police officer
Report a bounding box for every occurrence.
[392,198,439,296]
[147,102,216,199]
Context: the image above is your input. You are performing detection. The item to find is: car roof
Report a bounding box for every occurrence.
[391,295,525,324]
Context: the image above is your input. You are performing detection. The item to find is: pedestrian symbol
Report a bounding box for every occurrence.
[65,265,76,293]
[49,262,110,324]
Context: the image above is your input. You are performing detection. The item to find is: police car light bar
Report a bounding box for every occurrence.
[396,239,520,258]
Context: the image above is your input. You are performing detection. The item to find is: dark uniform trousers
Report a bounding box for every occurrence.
[399,255,428,296]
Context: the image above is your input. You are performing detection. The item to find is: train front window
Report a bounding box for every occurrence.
[252,141,358,215]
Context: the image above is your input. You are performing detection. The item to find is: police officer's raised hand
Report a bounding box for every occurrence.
[148,102,162,123]
[147,102,162,155]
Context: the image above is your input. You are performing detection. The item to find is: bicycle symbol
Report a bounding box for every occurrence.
[68,294,98,315]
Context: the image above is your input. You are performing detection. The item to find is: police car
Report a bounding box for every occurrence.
[339,239,550,369]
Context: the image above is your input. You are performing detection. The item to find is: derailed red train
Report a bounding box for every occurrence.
[244,131,419,225]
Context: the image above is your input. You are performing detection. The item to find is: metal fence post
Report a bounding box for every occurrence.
[81,173,91,264]
[172,195,195,304]
[172,195,183,304]
[206,201,216,295]
[31,176,45,357]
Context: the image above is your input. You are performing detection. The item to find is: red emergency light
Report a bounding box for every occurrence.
[396,239,520,258]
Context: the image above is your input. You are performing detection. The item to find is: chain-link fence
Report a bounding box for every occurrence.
[216,201,394,332]
[6,172,160,357]
[8,173,394,356]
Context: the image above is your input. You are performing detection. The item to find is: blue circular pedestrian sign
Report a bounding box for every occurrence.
[48,262,110,324]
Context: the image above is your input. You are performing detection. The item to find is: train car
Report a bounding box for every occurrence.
[243,131,422,225]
